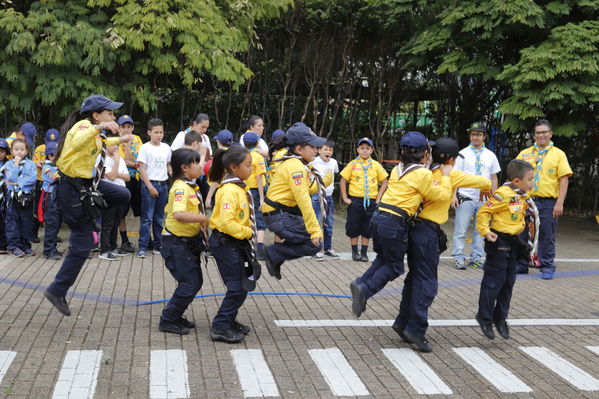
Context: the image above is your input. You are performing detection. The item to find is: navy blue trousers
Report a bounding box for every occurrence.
[395,220,439,337]
[477,236,518,322]
[517,198,557,274]
[43,190,63,254]
[354,210,408,299]
[264,211,320,267]
[5,201,33,251]
[209,233,248,330]
[47,179,130,298]
[160,236,203,323]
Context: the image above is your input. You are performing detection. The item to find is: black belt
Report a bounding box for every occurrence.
[491,229,519,240]
[58,171,92,186]
[414,217,440,231]
[532,196,556,201]
[377,202,409,218]
[163,233,196,244]
[375,209,405,223]
[212,229,248,248]
[264,197,301,216]
[150,180,169,185]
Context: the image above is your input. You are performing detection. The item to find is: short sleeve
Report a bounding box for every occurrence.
[490,153,501,174]
[557,152,573,178]
[259,138,269,152]
[339,162,352,180]
[137,145,148,164]
[333,160,339,173]
[454,153,464,171]
[165,145,172,162]
[376,164,388,181]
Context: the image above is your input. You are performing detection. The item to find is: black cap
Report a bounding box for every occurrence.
[432,137,460,163]
[467,122,487,133]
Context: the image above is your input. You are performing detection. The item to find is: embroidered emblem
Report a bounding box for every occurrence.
[223,203,231,209]
[493,193,504,202]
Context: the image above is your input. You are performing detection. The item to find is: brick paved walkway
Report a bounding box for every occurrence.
[0,213,597,398]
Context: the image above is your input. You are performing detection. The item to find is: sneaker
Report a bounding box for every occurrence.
[99,252,119,261]
[494,319,510,339]
[351,252,361,261]
[232,321,251,335]
[112,248,129,257]
[120,241,135,253]
[23,248,35,257]
[136,249,146,258]
[350,281,367,318]
[313,252,324,261]
[541,272,554,280]
[12,248,25,258]
[159,321,190,335]
[391,323,413,343]
[402,329,433,353]
[359,253,369,262]
[468,260,483,269]
[210,327,245,343]
[43,289,71,316]
[152,248,161,255]
[90,245,100,252]
[323,249,340,258]
[177,316,196,329]
[475,314,495,340]
[43,250,62,260]
[454,260,466,270]
[30,236,41,244]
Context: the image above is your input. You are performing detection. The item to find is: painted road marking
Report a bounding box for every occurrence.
[275,318,599,327]
[586,346,599,356]
[150,350,190,399]
[308,348,369,396]
[0,351,16,384]
[52,350,103,399]
[230,349,279,397]
[453,347,532,393]
[520,346,599,391]
[382,348,452,395]
[336,252,599,263]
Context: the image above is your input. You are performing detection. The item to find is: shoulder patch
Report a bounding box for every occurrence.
[292,171,303,179]
[493,193,503,202]
[223,203,231,210]
[174,189,185,196]
[485,201,493,208]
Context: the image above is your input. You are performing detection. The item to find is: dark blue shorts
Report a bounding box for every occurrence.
[345,196,377,238]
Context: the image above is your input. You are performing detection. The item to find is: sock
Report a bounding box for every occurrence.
[361,245,368,256]
[120,231,129,243]
[351,245,358,254]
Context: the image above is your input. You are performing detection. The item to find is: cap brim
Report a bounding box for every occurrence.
[427,140,436,145]
[105,101,124,110]
[308,136,327,147]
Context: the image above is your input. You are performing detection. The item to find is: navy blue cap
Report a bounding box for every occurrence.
[0,138,9,151]
[45,128,59,145]
[243,131,260,145]
[286,125,327,147]
[214,129,234,145]
[45,141,58,156]
[21,122,37,147]
[117,115,135,126]
[292,122,307,128]
[432,137,459,163]
[80,94,123,115]
[400,131,435,148]
[468,122,487,133]
[357,137,374,148]
[271,129,285,141]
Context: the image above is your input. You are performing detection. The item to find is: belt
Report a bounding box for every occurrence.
[377,202,409,218]
[531,196,556,201]
[150,180,169,185]
[163,234,196,244]
[263,209,287,217]
[376,209,406,223]
[58,171,92,186]
[414,217,440,231]
[491,229,519,240]
[264,197,301,216]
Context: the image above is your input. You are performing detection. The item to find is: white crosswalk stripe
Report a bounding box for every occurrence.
[0,351,16,385]
[382,348,453,395]
[230,349,279,397]
[52,350,103,399]
[453,347,532,393]
[308,348,369,396]
[520,346,599,391]
[150,349,190,399]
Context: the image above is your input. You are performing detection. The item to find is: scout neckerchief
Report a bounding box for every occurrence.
[0,161,6,208]
[469,144,485,176]
[123,137,140,180]
[503,181,540,267]
[532,141,553,192]
[352,157,373,209]
[182,178,209,265]
[221,175,258,261]
[94,132,108,189]
[9,159,27,202]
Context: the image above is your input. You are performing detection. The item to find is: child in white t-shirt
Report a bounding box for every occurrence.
[310,140,339,259]
[137,118,172,258]
[98,143,131,260]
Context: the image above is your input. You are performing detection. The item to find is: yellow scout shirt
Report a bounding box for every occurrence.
[245,149,267,189]
[263,157,323,238]
[339,157,388,199]
[119,134,143,180]
[209,182,252,240]
[380,166,452,217]
[163,180,202,237]
[419,169,491,224]
[33,144,46,181]
[516,144,573,198]
[476,185,528,237]
[56,120,120,178]
[268,148,288,180]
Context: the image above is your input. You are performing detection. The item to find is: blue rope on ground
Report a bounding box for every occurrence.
[135,291,352,306]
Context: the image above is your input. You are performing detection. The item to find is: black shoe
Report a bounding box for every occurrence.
[30,236,41,244]
[350,281,367,318]
[210,327,245,343]
[43,250,62,260]
[359,253,369,262]
[476,314,495,340]
[44,290,71,316]
[402,329,433,352]
[159,321,190,335]
[232,321,251,335]
[121,241,135,253]
[351,252,361,261]
[177,316,196,329]
[494,319,510,339]
[264,248,282,280]
[391,324,413,343]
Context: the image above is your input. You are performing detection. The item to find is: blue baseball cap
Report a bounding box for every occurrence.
[271,129,285,141]
[0,138,9,151]
[45,141,58,156]
[20,122,37,147]
[243,131,260,145]
[357,137,374,148]
[286,125,327,147]
[45,128,60,145]
[292,122,307,128]
[80,94,123,115]
[117,115,135,126]
[400,131,435,148]
[214,129,234,145]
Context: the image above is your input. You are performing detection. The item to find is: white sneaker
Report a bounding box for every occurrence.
[152,249,161,255]
[313,252,324,261]
[99,252,118,261]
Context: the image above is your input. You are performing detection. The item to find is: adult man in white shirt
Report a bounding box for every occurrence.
[451,122,501,269]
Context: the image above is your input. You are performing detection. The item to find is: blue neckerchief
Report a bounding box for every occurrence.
[353,157,372,208]
[469,144,485,176]
[532,141,553,192]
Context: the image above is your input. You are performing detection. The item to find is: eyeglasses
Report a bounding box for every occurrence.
[534,130,551,135]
